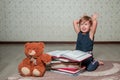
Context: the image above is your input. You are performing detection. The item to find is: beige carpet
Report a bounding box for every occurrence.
[8,61,120,80]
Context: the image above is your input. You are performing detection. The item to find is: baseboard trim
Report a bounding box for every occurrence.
[0,41,120,44]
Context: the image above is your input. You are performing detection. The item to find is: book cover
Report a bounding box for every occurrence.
[51,69,84,76]
[51,62,80,69]
[56,68,81,74]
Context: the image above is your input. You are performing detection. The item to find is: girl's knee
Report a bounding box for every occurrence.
[86,60,99,71]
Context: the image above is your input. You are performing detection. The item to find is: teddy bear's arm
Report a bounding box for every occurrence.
[41,53,52,64]
[22,58,31,65]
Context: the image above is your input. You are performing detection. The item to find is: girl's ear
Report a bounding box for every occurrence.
[90,26,92,30]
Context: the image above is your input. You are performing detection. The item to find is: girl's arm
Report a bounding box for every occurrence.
[73,20,80,34]
[90,13,98,35]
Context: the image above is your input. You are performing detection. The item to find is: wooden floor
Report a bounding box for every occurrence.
[0,44,120,80]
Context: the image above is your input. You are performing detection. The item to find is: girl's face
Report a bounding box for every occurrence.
[80,21,91,33]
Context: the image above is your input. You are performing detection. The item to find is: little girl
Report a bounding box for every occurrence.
[73,13,103,71]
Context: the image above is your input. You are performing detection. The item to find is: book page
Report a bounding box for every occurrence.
[61,50,88,58]
[75,54,91,61]
[61,50,91,61]
[47,50,71,57]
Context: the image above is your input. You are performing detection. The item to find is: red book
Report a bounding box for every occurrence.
[55,68,81,74]
[58,68,79,71]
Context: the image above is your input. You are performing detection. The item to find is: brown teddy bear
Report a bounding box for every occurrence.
[18,42,52,77]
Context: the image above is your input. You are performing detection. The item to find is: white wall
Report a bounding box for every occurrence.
[0,0,120,41]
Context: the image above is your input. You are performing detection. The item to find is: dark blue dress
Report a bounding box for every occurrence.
[76,31,99,71]
[76,31,93,52]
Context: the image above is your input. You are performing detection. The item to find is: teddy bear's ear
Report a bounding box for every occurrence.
[25,42,30,48]
[38,42,45,48]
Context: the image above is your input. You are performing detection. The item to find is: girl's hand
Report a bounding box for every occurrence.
[91,13,98,20]
[73,20,79,24]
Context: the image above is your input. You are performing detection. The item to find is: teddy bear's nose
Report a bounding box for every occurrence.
[29,50,36,55]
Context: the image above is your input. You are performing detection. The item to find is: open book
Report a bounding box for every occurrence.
[47,50,92,62]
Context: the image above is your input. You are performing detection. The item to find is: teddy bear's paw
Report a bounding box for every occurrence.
[33,69,41,76]
[21,67,30,75]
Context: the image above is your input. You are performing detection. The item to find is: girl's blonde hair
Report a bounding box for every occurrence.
[79,16,92,26]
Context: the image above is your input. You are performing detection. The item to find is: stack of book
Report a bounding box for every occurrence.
[47,50,92,76]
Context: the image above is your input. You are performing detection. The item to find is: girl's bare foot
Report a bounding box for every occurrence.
[98,60,104,65]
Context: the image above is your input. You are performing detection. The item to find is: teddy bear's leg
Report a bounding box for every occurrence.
[21,66,31,76]
[32,66,45,77]
[18,63,32,76]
